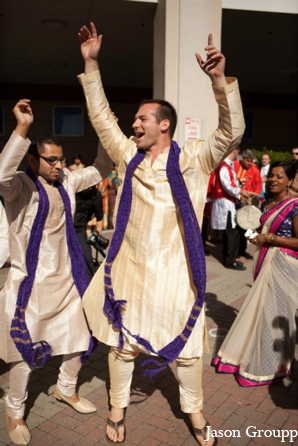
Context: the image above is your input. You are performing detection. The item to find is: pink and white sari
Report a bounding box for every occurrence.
[213,197,298,386]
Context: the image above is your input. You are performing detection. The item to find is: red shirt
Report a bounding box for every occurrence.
[234,160,262,195]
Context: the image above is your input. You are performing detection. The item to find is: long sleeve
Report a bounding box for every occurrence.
[78,71,136,167]
[220,166,241,197]
[66,138,113,193]
[189,77,245,176]
[0,131,31,201]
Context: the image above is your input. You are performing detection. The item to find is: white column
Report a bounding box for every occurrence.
[154,0,223,144]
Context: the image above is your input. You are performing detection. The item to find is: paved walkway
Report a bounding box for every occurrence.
[0,242,297,445]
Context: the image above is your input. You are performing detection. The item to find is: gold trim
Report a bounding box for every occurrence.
[11,327,28,333]
[193,305,201,311]
[12,338,31,345]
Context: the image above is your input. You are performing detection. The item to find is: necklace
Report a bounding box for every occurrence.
[272,195,288,207]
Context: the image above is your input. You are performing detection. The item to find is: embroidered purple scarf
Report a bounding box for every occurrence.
[103,141,206,377]
[254,197,298,280]
[10,168,97,369]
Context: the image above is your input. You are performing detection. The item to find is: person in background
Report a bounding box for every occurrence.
[74,185,104,279]
[107,166,119,229]
[260,152,271,197]
[234,148,262,259]
[213,162,298,386]
[69,153,85,170]
[211,147,251,270]
[289,159,298,197]
[252,157,259,168]
[61,158,69,169]
[291,147,298,160]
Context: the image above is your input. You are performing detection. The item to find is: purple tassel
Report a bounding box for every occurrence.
[10,168,97,369]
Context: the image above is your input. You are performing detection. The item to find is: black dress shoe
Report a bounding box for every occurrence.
[239,252,253,260]
[225,261,246,271]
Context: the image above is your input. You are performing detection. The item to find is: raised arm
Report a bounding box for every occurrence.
[0,100,33,200]
[190,36,245,174]
[78,23,135,166]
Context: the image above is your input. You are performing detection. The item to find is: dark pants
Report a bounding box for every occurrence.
[76,230,96,280]
[237,226,247,256]
[223,211,239,266]
[201,216,209,249]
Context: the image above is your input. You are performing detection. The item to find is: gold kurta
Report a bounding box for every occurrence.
[0,131,112,363]
[80,70,245,358]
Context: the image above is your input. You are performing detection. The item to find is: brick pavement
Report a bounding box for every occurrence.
[0,243,297,445]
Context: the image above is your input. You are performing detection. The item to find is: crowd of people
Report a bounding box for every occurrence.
[0,21,297,446]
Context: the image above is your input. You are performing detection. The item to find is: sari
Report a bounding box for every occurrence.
[213,197,298,386]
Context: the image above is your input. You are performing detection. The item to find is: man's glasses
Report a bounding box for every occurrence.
[292,152,298,156]
[39,155,67,166]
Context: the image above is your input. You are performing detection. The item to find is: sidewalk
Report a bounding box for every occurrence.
[0,243,297,446]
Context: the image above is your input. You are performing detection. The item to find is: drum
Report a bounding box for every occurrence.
[236,196,262,230]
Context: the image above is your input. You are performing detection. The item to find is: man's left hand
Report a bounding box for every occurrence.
[195,34,227,87]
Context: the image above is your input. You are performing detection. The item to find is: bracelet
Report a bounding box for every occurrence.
[265,233,278,245]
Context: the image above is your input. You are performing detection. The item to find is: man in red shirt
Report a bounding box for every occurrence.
[234,149,262,259]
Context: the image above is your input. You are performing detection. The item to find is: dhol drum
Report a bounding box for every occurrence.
[236,195,262,230]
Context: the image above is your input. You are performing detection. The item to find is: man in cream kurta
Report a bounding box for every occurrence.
[0,99,111,444]
[79,23,245,445]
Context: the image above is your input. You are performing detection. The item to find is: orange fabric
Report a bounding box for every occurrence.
[234,160,262,194]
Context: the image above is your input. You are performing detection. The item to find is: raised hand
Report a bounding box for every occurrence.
[195,34,226,86]
[13,99,34,138]
[78,22,102,63]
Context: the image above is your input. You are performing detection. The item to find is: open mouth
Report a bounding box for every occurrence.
[135,132,144,140]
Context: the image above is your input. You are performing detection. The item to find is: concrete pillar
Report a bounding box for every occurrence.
[154,0,223,144]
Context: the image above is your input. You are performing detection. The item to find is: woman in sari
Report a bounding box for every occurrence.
[213,161,298,386]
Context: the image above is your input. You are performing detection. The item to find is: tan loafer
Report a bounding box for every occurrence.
[5,413,31,445]
[54,387,97,414]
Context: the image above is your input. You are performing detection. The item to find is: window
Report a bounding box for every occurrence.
[53,106,83,137]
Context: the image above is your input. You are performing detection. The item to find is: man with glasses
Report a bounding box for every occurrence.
[292,147,298,160]
[0,99,111,444]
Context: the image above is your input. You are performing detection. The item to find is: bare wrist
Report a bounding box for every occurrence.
[210,75,227,87]
[15,123,30,139]
[85,59,99,74]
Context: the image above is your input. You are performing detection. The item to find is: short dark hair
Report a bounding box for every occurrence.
[291,159,298,172]
[73,154,82,161]
[139,99,177,138]
[268,161,296,180]
[28,135,62,157]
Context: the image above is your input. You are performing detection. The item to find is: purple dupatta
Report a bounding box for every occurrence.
[103,141,206,377]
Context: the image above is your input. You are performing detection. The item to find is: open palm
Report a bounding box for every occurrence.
[78,22,102,62]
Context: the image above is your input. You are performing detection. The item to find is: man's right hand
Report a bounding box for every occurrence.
[13,99,33,139]
[78,22,102,73]
[240,189,251,198]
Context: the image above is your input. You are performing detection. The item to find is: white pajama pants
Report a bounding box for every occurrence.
[108,347,203,413]
[5,353,82,419]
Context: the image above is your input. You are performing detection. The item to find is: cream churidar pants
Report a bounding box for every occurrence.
[5,353,82,419]
[109,347,203,413]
